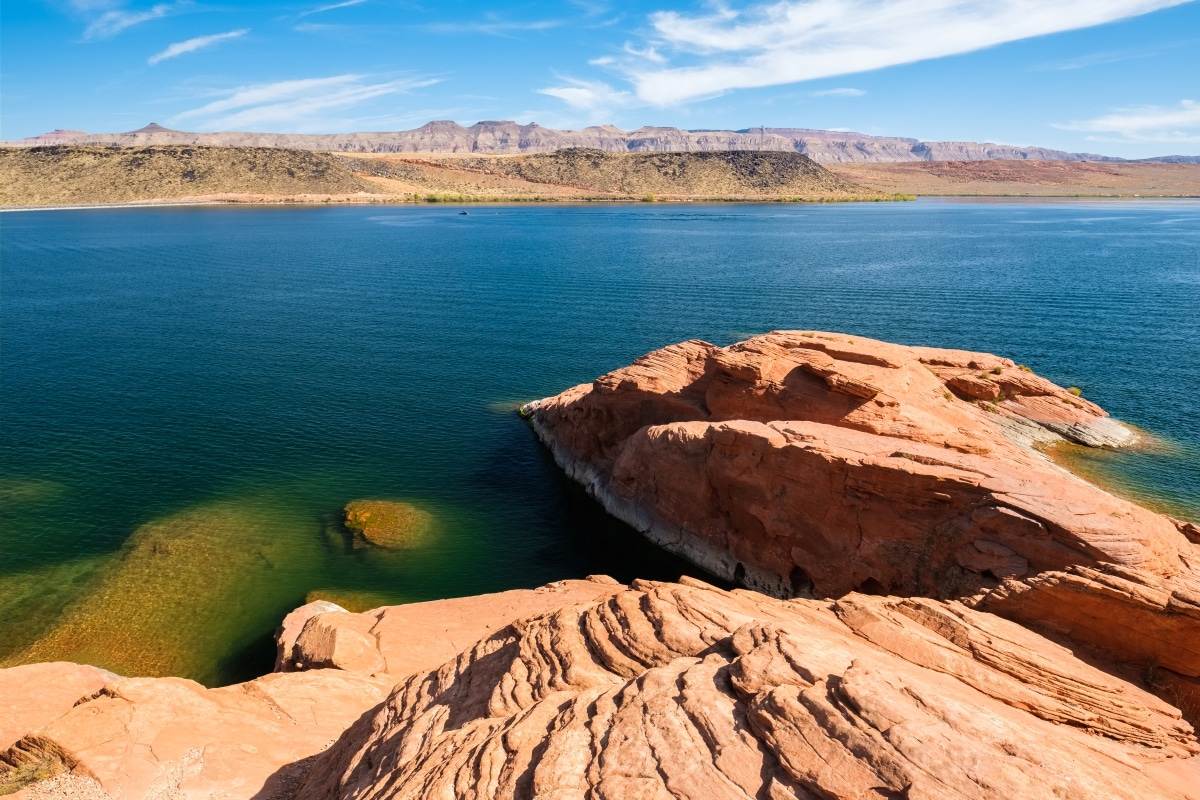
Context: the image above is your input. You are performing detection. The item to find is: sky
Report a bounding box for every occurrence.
[1,0,1198,157]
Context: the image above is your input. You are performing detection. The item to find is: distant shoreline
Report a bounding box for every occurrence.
[6,193,1200,213]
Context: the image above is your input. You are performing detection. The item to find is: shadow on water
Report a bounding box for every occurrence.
[219,626,284,686]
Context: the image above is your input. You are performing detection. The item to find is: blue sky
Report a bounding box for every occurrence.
[2,0,1198,157]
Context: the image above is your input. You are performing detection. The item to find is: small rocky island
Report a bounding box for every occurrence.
[2,332,1198,799]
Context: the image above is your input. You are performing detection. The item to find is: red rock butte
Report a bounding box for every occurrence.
[2,330,1198,799]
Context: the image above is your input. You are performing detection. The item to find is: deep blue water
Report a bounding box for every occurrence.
[1,199,1198,684]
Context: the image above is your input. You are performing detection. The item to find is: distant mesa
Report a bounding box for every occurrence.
[128,122,179,134]
[5,118,1181,163]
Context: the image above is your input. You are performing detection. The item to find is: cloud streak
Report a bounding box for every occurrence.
[424,17,563,36]
[83,1,185,40]
[148,28,247,64]
[604,0,1189,105]
[299,0,367,18]
[1056,99,1200,143]
[169,74,441,131]
[811,87,865,97]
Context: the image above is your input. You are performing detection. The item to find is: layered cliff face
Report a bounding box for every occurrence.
[522,331,1200,707]
[5,120,1118,163]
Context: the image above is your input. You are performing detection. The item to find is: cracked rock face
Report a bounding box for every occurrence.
[298,578,1199,800]
[522,331,1200,704]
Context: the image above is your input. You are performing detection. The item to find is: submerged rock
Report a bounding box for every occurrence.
[522,331,1200,708]
[2,496,318,683]
[343,499,434,549]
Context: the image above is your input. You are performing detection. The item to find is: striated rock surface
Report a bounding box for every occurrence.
[276,578,623,677]
[522,331,1200,702]
[298,578,1200,800]
[5,330,1197,797]
[5,577,1199,798]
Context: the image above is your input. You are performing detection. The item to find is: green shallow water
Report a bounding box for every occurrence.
[1,200,1198,685]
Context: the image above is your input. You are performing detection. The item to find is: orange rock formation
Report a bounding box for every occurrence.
[523,331,1200,712]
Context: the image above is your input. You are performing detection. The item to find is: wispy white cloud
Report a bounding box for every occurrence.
[424,16,563,36]
[169,74,441,131]
[623,42,666,63]
[604,0,1189,105]
[299,0,367,18]
[1055,99,1200,144]
[148,28,247,64]
[1031,39,1194,71]
[82,1,186,40]
[538,77,631,119]
[810,87,865,97]
[1033,48,1157,71]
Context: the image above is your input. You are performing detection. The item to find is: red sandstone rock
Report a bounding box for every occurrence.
[523,331,1200,702]
[0,663,113,751]
[0,669,391,799]
[277,578,625,677]
[6,576,1199,798]
[297,578,1200,800]
[1,579,625,798]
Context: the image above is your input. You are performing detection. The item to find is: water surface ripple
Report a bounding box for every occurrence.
[2,200,1197,684]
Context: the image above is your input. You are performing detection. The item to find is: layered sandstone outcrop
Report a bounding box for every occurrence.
[298,578,1199,800]
[275,578,624,676]
[522,331,1200,706]
[5,577,1199,798]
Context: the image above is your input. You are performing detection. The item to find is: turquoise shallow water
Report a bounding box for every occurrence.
[2,199,1198,684]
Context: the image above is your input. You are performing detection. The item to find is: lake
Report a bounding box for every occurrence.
[2,199,1198,685]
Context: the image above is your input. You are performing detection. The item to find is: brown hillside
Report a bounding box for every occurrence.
[0,145,889,207]
[832,159,1200,196]
[345,148,873,199]
[0,145,375,207]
